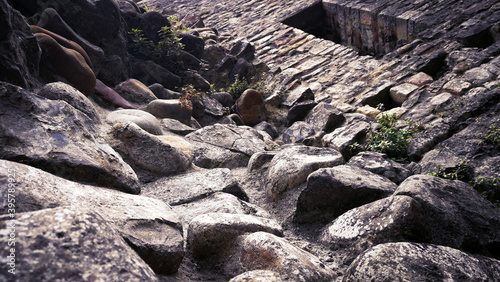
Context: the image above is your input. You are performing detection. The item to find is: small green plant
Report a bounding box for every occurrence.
[349,114,418,162]
[472,176,500,208]
[227,74,271,100]
[482,120,500,146]
[428,159,474,182]
[179,84,204,110]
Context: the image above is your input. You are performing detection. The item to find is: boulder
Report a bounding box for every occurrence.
[0,82,140,194]
[106,109,163,135]
[0,207,158,281]
[321,196,430,261]
[172,192,271,235]
[236,89,266,125]
[148,83,182,100]
[115,78,158,105]
[344,243,500,281]
[188,213,283,259]
[35,8,106,73]
[229,39,255,61]
[0,0,40,89]
[225,232,336,281]
[389,83,419,104]
[35,32,96,96]
[210,92,234,108]
[137,11,170,43]
[279,121,316,144]
[142,168,248,206]
[161,118,196,135]
[186,124,270,157]
[305,102,345,133]
[179,32,205,59]
[229,270,284,282]
[0,159,185,274]
[322,113,371,159]
[247,151,277,172]
[287,100,317,126]
[294,165,398,223]
[182,70,210,91]
[347,151,410,184]
[281,84,314,107]
[110,122,192,175]
[129,57,182,89]
[394,175,500,258]
[266,145,345,200]
[188,141,251,168]
[146,99,192,125]
[37,82,99,121]
[253,121,279,139]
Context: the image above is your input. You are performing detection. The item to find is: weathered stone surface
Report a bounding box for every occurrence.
[142,168,248,205]
[347,151,410,184]
[253,121,279,139]
[344,243,500,282]
[188,140,250,168]
[0,82,140,194]
[266,145,344,200]
[148,83,182,100]
[0,0,40,89]
[115,78,158,105]
[210,92,234,107]
[35,32,96,96]
[394,175,500,258]
[390,83,419,104]
[0,207,159,281]
[146,99,192,125]
[106,109,163,135]
[110,122,192,175]
[186,124,269,157]
[36,82,99,121]
[225,232,336,281]
[295,165,398,224]
[161,118,196,135]
[279,121,316,144]
[201,94,225,117]
[406,72,433,86]
[305,102,345,133]
[179,32,205,59]
[0,159,184,275]
[236,89,266,125]
[322,113,371,158]
[287,100,317,126]
[173,192,271,232]
[281,84,314,107]
[188,213,283,259]
[321,196,429,259]
[129,57,182,89]
[229,270,284,282]
[247,151,277,172]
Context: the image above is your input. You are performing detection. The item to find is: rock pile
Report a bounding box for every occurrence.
[1,0,500,281]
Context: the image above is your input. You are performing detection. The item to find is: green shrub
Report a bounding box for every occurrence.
[227,74,271,100]
[350,114,418,162]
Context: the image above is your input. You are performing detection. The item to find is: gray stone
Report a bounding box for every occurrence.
[321,196,429,259]
[115,78,158,105]
[253,121,279,139]
[160,118,196,135]
[188,140,250,168]
[347,151,410,184]
[295,165,398,223]
[462,66,495,87]
[281,84,314,107]
[344,243,500,281]
[129,57,182,89]
[322,113,371,158]
[142,168,248,206]
[247,151,277,172]
[279,121,315,144]
[287,100,317,126]
[107,109,163,135]
[210,92,234,107]
[225,232,336,281]
[37,82,99,121]
[146,99,192,125]
[148,83,182,100]
[0,82,140,194]
[186,124,269,157]
[188,213,283,259]
[394,175,500,258]
[0,207,159,281]
[229,270,284,282]
[266,145,345,200]
[0,159,184,274]
[305,102,345,133]
[110,122,192,175]
[390,83,419,104]
[0,0,40,89]
[202,94,226,117]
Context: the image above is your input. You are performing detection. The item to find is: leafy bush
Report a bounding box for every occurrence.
[350,114,418,162]
[227,74,270,100]
[179,84,204,110]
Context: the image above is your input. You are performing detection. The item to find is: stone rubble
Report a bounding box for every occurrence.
[0,0,499,281]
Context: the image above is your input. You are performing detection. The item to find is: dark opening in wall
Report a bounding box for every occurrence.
[281,1,412,58]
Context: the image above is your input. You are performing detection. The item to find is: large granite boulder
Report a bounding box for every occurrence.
[0,82,140,194]
[294,165,398,223]
[344,242,500,281]
[266,145,345,200]
[0,159,185,274]
[0,207,159,281]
